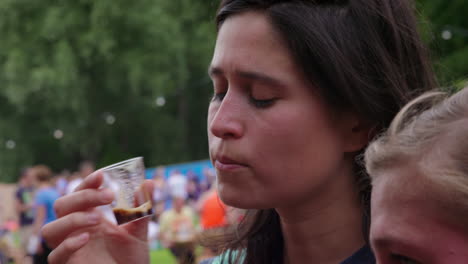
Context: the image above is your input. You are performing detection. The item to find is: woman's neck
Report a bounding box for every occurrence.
[277,170,365,264]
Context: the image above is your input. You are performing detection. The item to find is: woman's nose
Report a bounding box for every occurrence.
[208,93,245,140]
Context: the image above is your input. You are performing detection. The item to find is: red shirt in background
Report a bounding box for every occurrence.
[200,191,226,229]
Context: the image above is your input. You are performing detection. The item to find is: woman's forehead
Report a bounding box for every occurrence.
[211,12,308,91]
[214,13,290,63]
[371,164,468,233]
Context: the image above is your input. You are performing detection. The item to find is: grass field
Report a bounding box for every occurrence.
[150,248,209,264]
[150,249,176,264]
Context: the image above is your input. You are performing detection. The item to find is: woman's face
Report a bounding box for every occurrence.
[207,12,357,209]
[371,166,468,264]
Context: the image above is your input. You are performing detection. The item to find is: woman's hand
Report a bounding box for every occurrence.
[42,171,154,264]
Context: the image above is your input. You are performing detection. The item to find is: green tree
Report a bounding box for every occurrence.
[1,0,466,183]
[0,0,218,182]
[417,0,468,89]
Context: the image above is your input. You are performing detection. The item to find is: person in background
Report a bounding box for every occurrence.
[15,167,36,260]
[200,168,216,193]
[54,170,70,197]
[66,161,95,195]
[365,87,468,263]
[186,172,202,207]
[31,165,60,264]
[0,217,22,264]
[196,184,227,260]
[159,196,197,264]
[0,245,8,264]
[0,236,14,264]
[167,170,188,200]
[152,167,168,221]
[197,185,227,231]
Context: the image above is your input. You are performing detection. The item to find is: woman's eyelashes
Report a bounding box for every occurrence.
[249,97,276,108]
[211,91,276,109]
[391,254,421,264]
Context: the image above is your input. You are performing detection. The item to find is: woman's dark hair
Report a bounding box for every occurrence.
[204,0,436,263]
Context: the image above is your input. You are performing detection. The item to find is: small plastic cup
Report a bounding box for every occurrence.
[101,157,153,225]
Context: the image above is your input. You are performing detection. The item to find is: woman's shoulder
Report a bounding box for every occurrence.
[200,246,374,264]
[199,258,214,264]
[199,250,245,264]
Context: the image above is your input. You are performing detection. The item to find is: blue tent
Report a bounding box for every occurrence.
[145,159,213,182]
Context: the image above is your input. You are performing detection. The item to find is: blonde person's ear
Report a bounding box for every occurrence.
[340,113,373,153]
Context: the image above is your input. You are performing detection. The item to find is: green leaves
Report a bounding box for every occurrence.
[2,0,463,183]
[417,0,468,88]
[0,0,217,182]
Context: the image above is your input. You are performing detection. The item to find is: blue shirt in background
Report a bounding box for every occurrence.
[35,187,60,225]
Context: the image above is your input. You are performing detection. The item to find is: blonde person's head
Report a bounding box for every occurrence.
[365,86,468,226]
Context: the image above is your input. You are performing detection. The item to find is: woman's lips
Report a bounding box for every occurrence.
[214,156,248,171]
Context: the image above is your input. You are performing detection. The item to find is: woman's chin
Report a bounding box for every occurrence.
[218,187,271,209]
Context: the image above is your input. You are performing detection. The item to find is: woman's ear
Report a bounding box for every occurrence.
[341,113,374,153]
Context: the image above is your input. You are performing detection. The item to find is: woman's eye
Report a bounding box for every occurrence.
[391,254,421,264]
[250,97,275,108]
[211,91,275,108]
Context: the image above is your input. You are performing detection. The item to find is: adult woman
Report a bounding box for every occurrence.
[42,0,436,263]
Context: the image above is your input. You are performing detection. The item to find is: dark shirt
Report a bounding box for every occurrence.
[15,186,34,226]
[199,245,375,264]
[342,245,375,264]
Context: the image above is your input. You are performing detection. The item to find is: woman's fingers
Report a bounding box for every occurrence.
[123,215,150,242]
[142,179,154,196]
[123,180,154,241]
[75,171,104,191]
[47,233,90,264]
[54,188,114,218]
[42,210,101,248]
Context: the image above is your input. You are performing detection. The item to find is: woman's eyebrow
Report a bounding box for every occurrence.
[208,65,285,87]
[236,70,285,87]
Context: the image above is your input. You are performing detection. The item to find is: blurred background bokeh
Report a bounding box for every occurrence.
[0,0,467,182]
[0,0,219,182]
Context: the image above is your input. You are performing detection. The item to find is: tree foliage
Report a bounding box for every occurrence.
[0,0,466,182]
[416,0,468,88]
[0,0,218,181]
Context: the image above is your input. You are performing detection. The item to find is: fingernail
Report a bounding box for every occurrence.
[101,189,114,202]
[88,171,98,180]
[76,233,89,244]
[88,212,100,224]
[83,173,97,187]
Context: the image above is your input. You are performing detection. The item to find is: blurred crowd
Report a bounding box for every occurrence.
[0,162,243,264]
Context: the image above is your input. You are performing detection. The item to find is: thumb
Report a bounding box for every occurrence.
[124,217,150,242]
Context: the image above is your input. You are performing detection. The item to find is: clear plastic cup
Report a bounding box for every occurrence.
[101,157,153,225]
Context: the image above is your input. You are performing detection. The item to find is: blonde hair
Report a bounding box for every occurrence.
[365,87,468,222]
